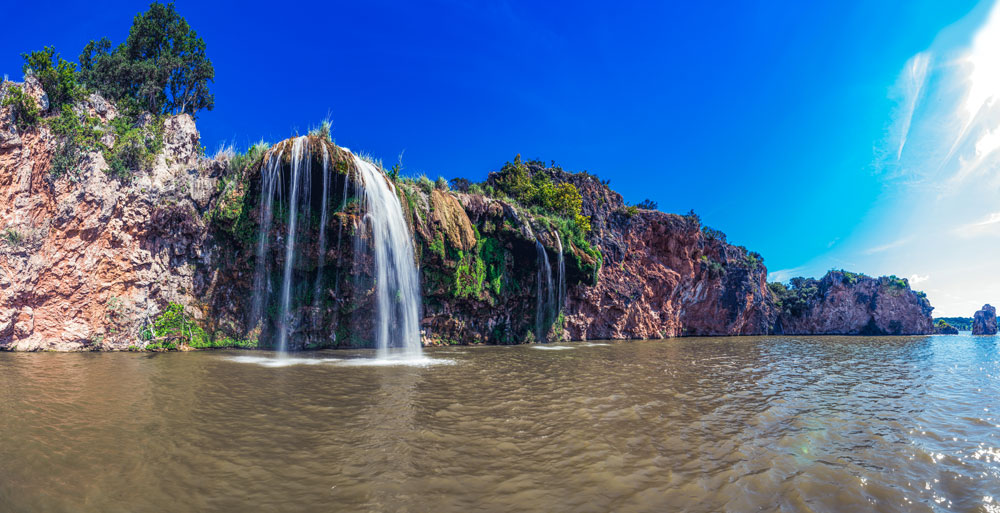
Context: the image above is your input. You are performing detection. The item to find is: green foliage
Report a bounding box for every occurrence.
[491,154,591,233]
[47,104,105,178]
[142,302,209,347]
[104,115,164,180]
[683,209,701,227]
[743,250,764,270]
[78,2,214,117]
[449,177,470,192]
[453,236,505,300]
[622,205,639,217]
[428,236,446,261]
[435,176,449,191]
[769,277,821,317]
[418,175,433,194]
[1,85,40,130]
[701,225,727,243]
[21,46,81,110]
[3,228,24,247]
[308,120,332,142]
[935,317,973,331]
[884,275,909,291]
[635,198,658,210]
[228,141,269,176]
[700,255,725,278]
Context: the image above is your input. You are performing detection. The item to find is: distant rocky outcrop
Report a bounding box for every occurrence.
[972,304,997,335]
[771,271,934,335]
[934,320,959,335]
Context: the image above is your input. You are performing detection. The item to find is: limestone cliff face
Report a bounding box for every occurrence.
[972,304,997,335]
[774,271,934,336]
[0,82,223,350]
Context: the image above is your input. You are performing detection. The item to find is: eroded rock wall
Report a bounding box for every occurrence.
[776,271,934,336]
[0,83,224,350]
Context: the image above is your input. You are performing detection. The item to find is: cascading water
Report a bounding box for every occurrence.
[251,149,284,327]
[312,144,331,315]
[277,136,310,353]
[251,137,423,358]
[535,240,554,342]
[351,154,423,358]
[555,231,565,311]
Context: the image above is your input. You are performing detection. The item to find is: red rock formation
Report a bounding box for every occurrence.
[563,210,775,339]
[0,82,223,350]
[774,271,934,335]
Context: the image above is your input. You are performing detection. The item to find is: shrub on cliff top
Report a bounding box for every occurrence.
[48,104,105,178]
[490,154,591,233]
[0,85,40,131]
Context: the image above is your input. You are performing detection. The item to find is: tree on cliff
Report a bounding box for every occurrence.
[78,2,215,117]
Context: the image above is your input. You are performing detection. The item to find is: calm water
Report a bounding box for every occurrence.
[1,335,999,512]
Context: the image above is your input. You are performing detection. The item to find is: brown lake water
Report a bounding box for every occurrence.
[1,335,999,512]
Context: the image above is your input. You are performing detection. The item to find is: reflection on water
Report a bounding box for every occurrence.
[1,336,999,512]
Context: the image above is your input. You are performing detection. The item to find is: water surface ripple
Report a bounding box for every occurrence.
[1,335,999,512]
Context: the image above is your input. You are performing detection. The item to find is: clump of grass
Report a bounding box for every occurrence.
[3,228,24,247]
[308,119,332,142]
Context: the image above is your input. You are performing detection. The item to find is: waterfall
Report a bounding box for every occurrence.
[332,170,350,297]
[251,148,284,327]
[250,137,423,356]
[312,144,331,315]
[555,231,565,312]
[351,154,423,357]
[277,136,310,353]
[535,240,554,342]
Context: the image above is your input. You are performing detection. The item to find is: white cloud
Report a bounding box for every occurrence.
[954,211,1000,237]
[909,274,929,285]
[894,53,931,160]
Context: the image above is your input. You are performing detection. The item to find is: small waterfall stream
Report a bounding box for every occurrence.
[555,231,566,311]
[535,240,554,342]
[277,137,310,353]
[312,144,331,314]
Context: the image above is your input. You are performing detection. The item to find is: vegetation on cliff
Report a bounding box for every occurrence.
[1,2,212,182]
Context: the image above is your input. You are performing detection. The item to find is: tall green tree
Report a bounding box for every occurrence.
[21,46,80,110]
[79,2,214,117]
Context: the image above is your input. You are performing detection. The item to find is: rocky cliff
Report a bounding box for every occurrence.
[972,304,997,335]
[0,87,939,351]
[0,80,229,350]
[770,271,934,336]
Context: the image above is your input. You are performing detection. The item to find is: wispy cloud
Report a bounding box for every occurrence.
[954,211,1000,237]
[863,238,909,255]
[909,274,930,285]
[894,53,931,160]
[768,267,805,283]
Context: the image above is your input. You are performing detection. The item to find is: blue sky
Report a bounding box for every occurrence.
[2,1,995,315]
